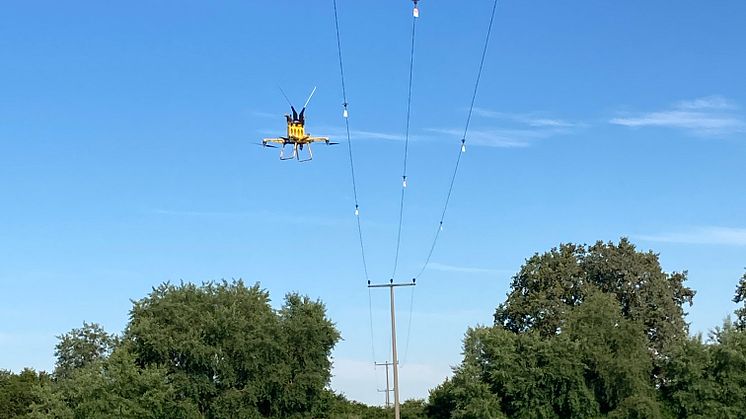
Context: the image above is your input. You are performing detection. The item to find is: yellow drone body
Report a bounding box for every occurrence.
[287,120,306,142]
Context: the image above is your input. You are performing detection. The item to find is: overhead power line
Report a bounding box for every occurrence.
[392,7,419,280]
[332,0,376,363]
[414,0,500,281]
[332,0,369,283]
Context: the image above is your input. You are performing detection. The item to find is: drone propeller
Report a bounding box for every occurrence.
[302,86,317,110]
[277,85,293,108]
[327,142,339,145]
[255,142,278,148]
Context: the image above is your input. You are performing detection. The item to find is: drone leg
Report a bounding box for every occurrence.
[298,144,314,162]
[280,144,294,160]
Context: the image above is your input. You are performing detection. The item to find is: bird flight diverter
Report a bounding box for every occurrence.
[413,0,420,17]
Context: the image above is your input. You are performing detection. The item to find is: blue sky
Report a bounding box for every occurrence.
[1,0,745,405]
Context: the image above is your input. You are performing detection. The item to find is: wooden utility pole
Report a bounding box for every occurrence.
[369,279,415,419]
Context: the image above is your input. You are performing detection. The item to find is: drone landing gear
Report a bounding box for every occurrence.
[279,143,314,162]
[279,143,295,160]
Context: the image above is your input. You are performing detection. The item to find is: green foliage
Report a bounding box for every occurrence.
[277,293,340,415]
[0,369,50,418]
[323,392,386,418]
[29,349,195,418]
[426,240,746,418]
[494,238,694,358]
[563,291,654,415]
[2,280,342,418]
[54,322,116,379]
[426,365,504,419]
[429,239,688,418]
[661,322,746,418]
[734,270,746,331]
[607,394,665,419]
[400,399,428,419]
[429,323,609,418]
[427,299,670,418]
[6,247,746,418]
[124,280,340,417]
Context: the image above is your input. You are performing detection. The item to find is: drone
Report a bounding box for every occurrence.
[259,87,336,162]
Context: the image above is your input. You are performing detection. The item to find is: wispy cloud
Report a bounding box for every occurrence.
[259,109,580,147]
[431,109,583,147]
[322,127,417,142]
[427,262,510,275]
[350,129,407,141]
[610,96,746,136]
[675,96,738,110]
[635,226,746,246]
[473,108,581,128]
[428,127,564,148]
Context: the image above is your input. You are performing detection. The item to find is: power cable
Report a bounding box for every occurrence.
[392,5,419,280]
[414,0,500,280]
[332,0,375,362]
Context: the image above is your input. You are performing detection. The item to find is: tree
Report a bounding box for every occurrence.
[494,238,695,358]
[427,293,668,418]
[563,291,660,417]
[426,363,504,419]
[124,280,340,417]
[734,270,746,330]
[660,321,746,418]
[276,293,340,416]
[428,240,685,418]
[446,325,599,418]
[29,348,196,419]
[320,392,389,419]
[54,322,116,379]
[398,399,427,419]
[0,369,50,418]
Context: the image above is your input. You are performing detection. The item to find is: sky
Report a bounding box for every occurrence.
[1,0,745,406]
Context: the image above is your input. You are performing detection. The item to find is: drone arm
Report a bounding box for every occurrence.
[306,136,330,144]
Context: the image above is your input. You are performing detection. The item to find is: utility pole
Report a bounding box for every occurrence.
[375,361,394,407]
[369,278,416,419]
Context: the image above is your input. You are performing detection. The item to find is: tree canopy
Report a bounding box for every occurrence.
[2,244,746,418]
[494,239,695,359]
[2,280,343,418]
[429,239,746,418]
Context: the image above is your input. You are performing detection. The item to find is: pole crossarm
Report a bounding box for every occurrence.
[367,279,416,289]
